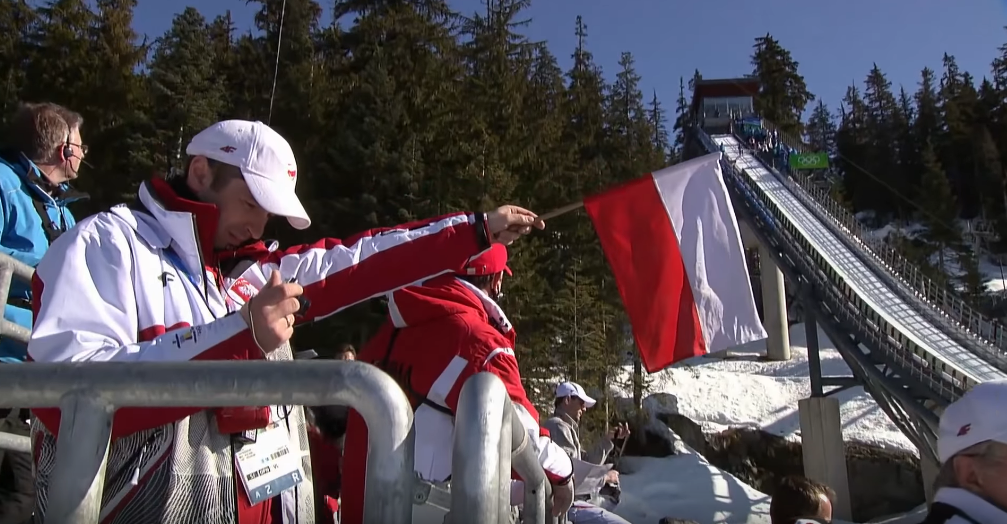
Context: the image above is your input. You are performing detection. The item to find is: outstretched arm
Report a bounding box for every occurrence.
[263,212,492,322]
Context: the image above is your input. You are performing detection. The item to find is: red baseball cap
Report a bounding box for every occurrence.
[460,244,512,276]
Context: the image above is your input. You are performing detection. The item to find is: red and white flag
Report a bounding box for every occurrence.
[584,152,766,372]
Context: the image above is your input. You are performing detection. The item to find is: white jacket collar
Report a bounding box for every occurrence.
[455,277,512,333]
[935,487,1007,523]
[110,182,206,283]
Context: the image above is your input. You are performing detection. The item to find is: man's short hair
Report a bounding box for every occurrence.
[182,156,243,190]
[338,343,356,356]
[769,475,835,524]
[8,102,83,163]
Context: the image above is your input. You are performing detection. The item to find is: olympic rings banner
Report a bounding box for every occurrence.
[788,151,829,170]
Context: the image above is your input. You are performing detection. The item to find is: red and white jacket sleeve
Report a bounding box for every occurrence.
[260,212,492,321]
[28,221,263,436]
[468,347,574,486]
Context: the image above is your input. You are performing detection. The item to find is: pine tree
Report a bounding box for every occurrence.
[974,126,1007,240]
[751,34,814,137]
[648,89,671,164]
[23,0,96,108]
[0,0,36,121]
[670,76,689,162]
[918,140,958,271]
[458,0,536,209]
[836,85,870,211]
[957,247,986,303]
[861,64,902,218]
[805,100,835,153]
[147,7,226,176]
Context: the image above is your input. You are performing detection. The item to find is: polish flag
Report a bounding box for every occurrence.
[584,152,766,372]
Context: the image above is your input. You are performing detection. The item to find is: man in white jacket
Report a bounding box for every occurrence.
[922,379,1007,524]
[27,119,545,524]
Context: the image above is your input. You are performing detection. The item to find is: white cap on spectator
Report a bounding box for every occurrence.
[555,381,596,408]
[187,120,310,230]
[938,379,1007,463]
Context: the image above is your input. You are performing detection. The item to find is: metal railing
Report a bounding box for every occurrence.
[754,119,1007,372]
[453,372,557,524]
[0,365,562,524]
[0,360,417,524]
[0,252,35,345]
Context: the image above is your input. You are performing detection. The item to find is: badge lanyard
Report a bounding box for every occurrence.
[160,246,219,318]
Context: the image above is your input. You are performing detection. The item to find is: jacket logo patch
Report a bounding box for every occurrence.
[172,326,201,348]
[231,278,258,302]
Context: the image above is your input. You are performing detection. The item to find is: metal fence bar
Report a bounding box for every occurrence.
[48,393,114,523]
[510,405,554,524]
[0,360,415,524]
[0,252,36,346]
[453,372,513,523]
[0,429,30,453]
[452,372,556,524]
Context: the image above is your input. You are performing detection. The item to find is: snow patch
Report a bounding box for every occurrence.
[612,323,916,454]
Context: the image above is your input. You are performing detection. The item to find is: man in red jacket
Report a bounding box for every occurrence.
[341,244,574,523]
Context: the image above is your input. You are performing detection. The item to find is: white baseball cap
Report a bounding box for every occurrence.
[938,379,1007,463]
[555,381,596,408]
[186,120,310,230]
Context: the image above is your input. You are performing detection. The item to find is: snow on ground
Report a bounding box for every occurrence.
[605,321,926,522]
[615,451,774,523]
[611,424,863,524]
[603,321,923,522]
[612,322,915,454]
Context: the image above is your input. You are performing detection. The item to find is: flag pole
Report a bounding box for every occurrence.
[539,201,584,221]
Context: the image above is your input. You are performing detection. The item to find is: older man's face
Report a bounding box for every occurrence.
[956,441,1007,509]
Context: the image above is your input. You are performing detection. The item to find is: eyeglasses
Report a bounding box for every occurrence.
[69,142,88,156]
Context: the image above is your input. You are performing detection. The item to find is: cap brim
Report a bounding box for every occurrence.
[578,394,597,408]
[243,171,311,230]
[504,266,512,276]
[939,428,1007,463]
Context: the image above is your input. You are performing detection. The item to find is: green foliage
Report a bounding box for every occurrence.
[751,34,814,137]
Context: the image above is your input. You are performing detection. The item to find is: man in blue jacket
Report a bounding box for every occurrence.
[0,102,88,362]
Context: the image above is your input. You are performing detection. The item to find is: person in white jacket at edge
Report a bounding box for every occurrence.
[26,119,547,524]
[921,379,1007,524]
[542,382,631,524]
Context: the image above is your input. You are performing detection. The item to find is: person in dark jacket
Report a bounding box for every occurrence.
[0,102,88,362]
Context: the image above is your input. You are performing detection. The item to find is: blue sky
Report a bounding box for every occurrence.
[133,0,1007,118]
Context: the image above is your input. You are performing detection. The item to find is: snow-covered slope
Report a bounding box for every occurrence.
[607,322,923,523]
[614,322,915,454]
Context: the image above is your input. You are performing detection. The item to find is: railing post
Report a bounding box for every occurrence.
[46,392,114,524]
[497,396,514,524]
[510,409,554,524]
[453,372,512,523]
[0,253,34,345]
